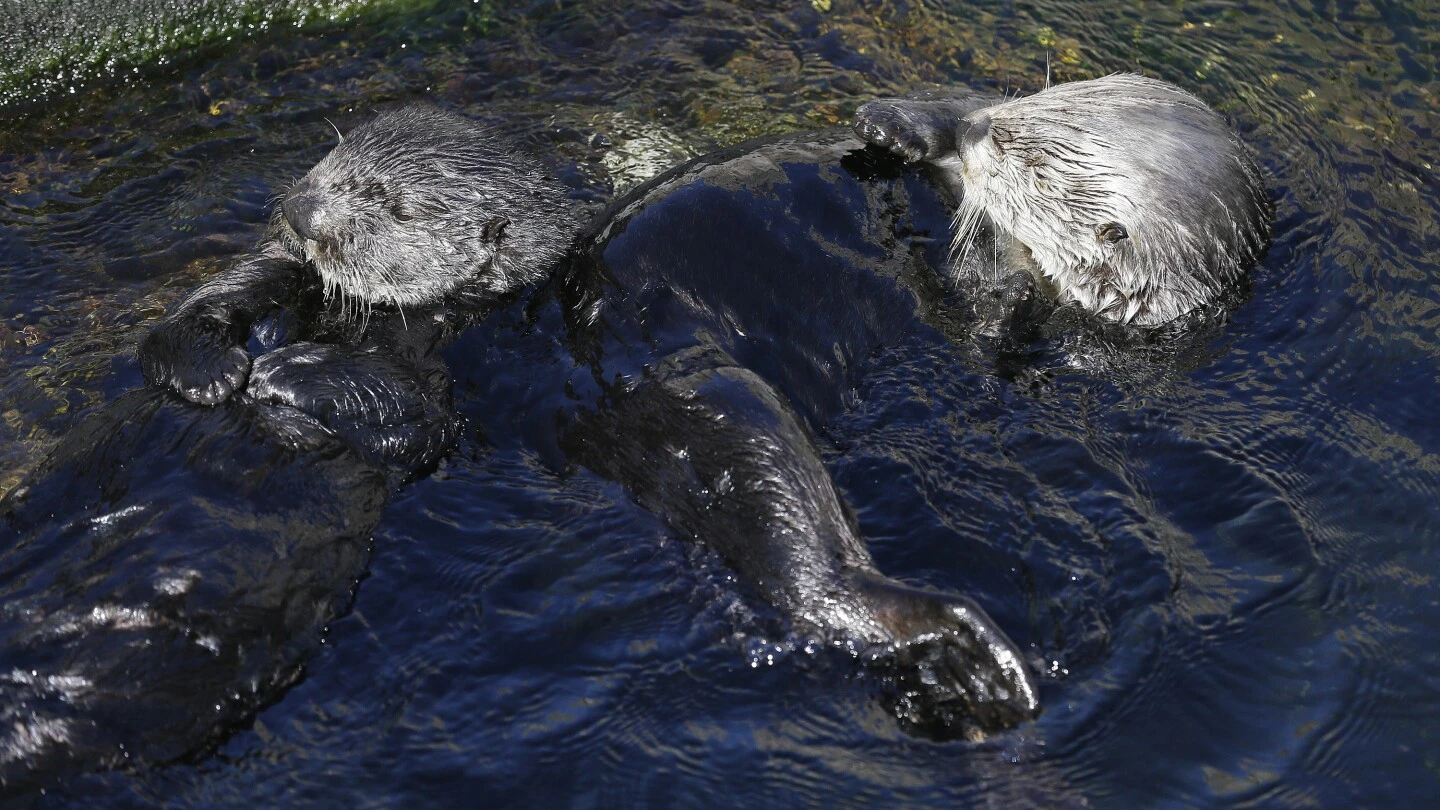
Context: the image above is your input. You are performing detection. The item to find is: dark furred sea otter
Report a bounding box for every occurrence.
[0,107,572,793]
[144,103,1041,739]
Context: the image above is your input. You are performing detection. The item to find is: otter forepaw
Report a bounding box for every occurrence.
[855,572,1039,735]
[246,343,455,472]
[854,100,937,163]
[857,97,971,164]
[139,314,251,406]
[995,271,1056,348]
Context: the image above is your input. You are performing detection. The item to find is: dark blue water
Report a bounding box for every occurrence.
[2,0,1438,806]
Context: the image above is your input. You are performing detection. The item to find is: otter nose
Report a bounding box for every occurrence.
[281,188,323,241]
[960,115,992,153]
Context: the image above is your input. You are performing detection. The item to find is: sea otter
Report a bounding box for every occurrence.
[141,103,1042,738]
[7,73,1271,784]
[459,75,1268,732]
[855,74,1271,327]
[0,107,572,793]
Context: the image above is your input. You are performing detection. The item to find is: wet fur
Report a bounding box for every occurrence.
[1,106,565,793]
[856,74,1272,326]
[0,374,447,793]
[148,106,1042,742]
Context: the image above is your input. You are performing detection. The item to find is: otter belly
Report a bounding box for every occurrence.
[0,317,455,793]
[0,391,386,792]
[452,130,1038,735]
[577,130,961,427]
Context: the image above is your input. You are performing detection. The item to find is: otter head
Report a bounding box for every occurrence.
[954,74,1271,326]
[275,104,571,313]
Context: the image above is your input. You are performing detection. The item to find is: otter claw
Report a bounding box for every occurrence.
[162,343,249,406]
[189,345,251,405]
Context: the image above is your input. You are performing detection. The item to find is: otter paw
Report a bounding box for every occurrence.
[854,100,947,163]
[246,343,456,472]
[139,314,251,406]
[995,271,1055,348]
[855,572,1039,735]
[889,606,1040,735]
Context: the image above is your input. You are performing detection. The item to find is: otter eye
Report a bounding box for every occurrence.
[1097,222,1129,244]
[391,202,412,222]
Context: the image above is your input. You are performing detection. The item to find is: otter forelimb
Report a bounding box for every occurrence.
[140,240,307,405]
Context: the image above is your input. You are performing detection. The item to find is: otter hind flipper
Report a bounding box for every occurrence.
[851,571,1039,736]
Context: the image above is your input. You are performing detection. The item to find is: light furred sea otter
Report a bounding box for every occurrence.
[856,74,1270,328]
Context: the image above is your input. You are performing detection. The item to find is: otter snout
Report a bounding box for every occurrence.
[281,185,325,242]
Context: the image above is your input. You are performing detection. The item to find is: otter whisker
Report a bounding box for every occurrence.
[947,198,988,290]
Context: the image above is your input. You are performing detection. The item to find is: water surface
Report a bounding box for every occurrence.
[1,0,1437,806]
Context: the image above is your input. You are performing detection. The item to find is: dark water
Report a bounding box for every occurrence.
[2,0,1439,806]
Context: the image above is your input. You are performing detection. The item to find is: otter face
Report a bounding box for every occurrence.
[274,104,570,314]
[954,74,1270,326]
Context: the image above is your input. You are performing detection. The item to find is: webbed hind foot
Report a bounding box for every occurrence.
[852,570,1039,735]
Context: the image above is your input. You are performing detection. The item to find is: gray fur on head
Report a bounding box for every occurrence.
[954,74,1271,326]
[274,103,572,314]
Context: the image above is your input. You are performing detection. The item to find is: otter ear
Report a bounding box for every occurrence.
[480,215,510,243]
[1097,222,1129,245]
